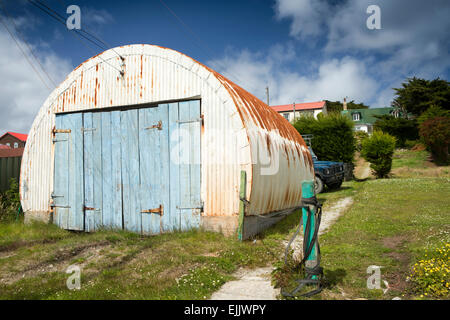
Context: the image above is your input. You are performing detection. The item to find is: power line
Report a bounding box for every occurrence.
[55,0,123,59]
[36,0,123,59]
[158,0,261,95]
[27,0,124,75]
[0,11,51,90]
[28,0,105,51]
[0,0,57,88]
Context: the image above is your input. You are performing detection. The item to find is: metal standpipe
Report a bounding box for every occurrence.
[282,179,323,298]
[302,180,319,279]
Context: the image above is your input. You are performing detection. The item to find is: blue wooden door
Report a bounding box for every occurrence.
[53,113,84,231]
[82,111,123,232]
[53,100,201,234]
[169,100,202,231]
[139,105,170,234]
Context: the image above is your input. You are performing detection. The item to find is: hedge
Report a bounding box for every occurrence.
[293,113,355,163]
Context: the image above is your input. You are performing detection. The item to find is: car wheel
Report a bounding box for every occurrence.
[314,176,324,194]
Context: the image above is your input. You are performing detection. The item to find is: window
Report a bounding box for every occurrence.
[283,113,290,121]
[352,113,361,121]
[14,142,18,148]
[6,143,10,147]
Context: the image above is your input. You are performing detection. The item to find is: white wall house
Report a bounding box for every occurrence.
[270,101,327,122]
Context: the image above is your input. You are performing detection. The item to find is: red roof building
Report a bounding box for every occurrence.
[0,132,28,158]
[0,131,28,150]
[270,101,327,122]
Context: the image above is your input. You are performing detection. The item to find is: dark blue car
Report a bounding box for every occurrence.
[308,147,345,194]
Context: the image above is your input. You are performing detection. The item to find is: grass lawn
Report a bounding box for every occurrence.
[273,148,450,300]
[0,149,448,300]
[0,222,282,299]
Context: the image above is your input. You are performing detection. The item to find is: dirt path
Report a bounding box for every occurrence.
[210,197,354,300]
[354,153,371,180]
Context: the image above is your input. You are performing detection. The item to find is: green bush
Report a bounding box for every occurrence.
[374,115,418,148]
[354,131,369,152]
[361,131,396,178]
[417,105,450,126]
[419,116,450,165]
[293,113,355,163]
[0,178,21,223]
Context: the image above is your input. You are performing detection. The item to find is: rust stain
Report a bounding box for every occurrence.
[140,55,143,98]
[265,134,272,157]
[94,78,98,106]
[73,81,77,104]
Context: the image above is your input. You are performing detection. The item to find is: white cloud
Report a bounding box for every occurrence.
[275,0,450,78]
[0,18,73,134]
[81,7,114,34]
[208,46,379,107]
[215,0,450,108]
[275,0,330,38]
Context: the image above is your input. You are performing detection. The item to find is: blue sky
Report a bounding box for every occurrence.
[1,0,449,133]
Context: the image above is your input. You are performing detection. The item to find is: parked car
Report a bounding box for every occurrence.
[308,146,345,194]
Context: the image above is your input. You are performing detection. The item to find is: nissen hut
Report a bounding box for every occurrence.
[20,44,314,239]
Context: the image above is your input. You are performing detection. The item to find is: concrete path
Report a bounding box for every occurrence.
[210,197,354,300]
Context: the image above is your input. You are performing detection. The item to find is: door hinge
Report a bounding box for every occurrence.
[177,116,203,125]
[51,192,64,198]
[50,204,71,208]
[176,201,204,212]
[53,129,71,134]
[141,205,164,216]
[84,206,98,211]
[145,120,162,130]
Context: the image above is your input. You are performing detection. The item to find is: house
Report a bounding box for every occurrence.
[341,107,395,134]
[270,101,328,122]
[0,132,28,149]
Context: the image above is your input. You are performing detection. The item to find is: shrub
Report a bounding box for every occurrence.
[374,115,419,148]
[419,117,450,165]
[293,113,355,163]
[0,178,21,223]
[408,243,450,298]
[354,131,369,152]
[361,131,396,178]
[417,105,450,126]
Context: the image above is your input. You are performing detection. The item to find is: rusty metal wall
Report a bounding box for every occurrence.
[20,44,313,222]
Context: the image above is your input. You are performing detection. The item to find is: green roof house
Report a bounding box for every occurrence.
[341,107,395,134]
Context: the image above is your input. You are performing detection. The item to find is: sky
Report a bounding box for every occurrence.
[0,0,449,133]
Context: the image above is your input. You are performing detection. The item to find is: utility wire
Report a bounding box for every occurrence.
[0,12,51,90]
[55,0,123,59]
[158,0,261,95]
[37,0,123,59]
[27,0,124,75]
[0,0,57,87]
